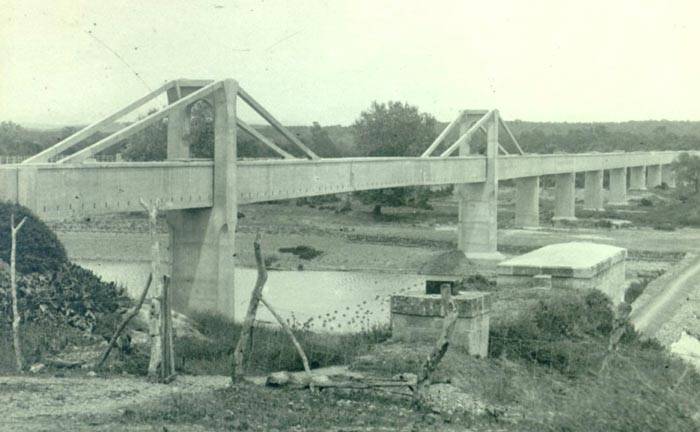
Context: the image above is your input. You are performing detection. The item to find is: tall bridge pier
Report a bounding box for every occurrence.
[2,78,683,319]
[165,80,238,314]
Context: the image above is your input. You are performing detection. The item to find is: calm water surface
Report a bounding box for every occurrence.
[75,259,424,333]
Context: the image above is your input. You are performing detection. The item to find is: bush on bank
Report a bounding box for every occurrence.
[0,202,67,274]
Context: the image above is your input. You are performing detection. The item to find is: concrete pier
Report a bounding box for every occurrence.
[497,242,627,305]
[456,111,503,262]
[166,81,237,316]
[584,170,604,211]
[608,167,627,205]
[647,165,662,189]
[514,176,540,228]
[662,165,676,188]
[553,172,576,221]
[391,292,490,357]
[629,166,647,190]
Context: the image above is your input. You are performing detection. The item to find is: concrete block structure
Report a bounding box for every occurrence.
[646,164,662,189]
[662,165,676,187]
[629,166,647,190]
[514,176,540,227]
[553,172,576,221]
[391,292,490,357]
[608,167,627,205]
[497,242,627,305]
[584,170,605,211]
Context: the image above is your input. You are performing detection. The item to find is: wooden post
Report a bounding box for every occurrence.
[140,198,163,381]
[97,273,153,369]
[414,283,458,407]
[160,275,176,381]
[232,233,266,381]
[10,213,27,372]
[260,296,314,388]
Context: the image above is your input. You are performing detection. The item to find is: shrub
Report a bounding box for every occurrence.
[639,198,654,207]
[488,290,621,375]
[0,263,130,334]
[0,202,67,274]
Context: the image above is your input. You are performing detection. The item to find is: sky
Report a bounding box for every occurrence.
[1,0,699,127]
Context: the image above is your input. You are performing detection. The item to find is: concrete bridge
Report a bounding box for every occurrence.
[0,78,680,317]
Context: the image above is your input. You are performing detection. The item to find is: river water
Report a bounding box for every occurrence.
[75,259,425,333]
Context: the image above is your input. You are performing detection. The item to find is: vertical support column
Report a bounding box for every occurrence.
[456,111,504,263]
[646,164,662,189]
[584,170,604,211]
[553,172,576,221]
[661,164,676,188]
[167,80,238,318]
[514,176,539,228]
[629,166,647,190]
[608,168,627,205]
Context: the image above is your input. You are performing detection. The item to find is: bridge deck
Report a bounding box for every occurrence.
[0,151,679,221]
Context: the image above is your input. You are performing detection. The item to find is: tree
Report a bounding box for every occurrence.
[308,122,340,157]
[354,101,437,157]
[672,152,700,197]
[352,102,438,215]
[121,110,167,161]
[0,122,43,156]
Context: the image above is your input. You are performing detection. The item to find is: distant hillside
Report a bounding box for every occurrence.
[3,118,700,159]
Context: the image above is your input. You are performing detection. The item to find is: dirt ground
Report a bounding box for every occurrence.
[0,375,229,431]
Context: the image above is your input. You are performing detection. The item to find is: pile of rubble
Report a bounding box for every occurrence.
[0,262,131,336]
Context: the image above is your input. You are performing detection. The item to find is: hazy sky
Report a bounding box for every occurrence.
[1,0,699,126]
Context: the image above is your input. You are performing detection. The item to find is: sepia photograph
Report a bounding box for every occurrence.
[0,0,699,430]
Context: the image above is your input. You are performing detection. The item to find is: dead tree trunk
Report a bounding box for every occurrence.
[140,198,164,381]
[232,233,267,381]
[97,273,152,369]
[10,213,26,372]
[414,283,458,407]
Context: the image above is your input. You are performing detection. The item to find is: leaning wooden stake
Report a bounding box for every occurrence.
[10,213,26,372]
[96,273,153,369]
[140,198,164,381]
[414,283,458,406]
[260,296,314,387]
[232,233,267,381]
[232,234,314,387]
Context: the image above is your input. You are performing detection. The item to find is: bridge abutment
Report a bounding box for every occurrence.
[514,176,539,228]
[584,170,604,211]
[553,172,576,221]
[629,166,647,190]
[608,167,627,205]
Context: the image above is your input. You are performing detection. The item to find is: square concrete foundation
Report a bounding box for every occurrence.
[497,242,627,305]
[390,292,490,357]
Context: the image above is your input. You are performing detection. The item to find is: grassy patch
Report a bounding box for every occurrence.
[177,311,390,376]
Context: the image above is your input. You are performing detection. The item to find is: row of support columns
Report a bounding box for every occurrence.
[453,111,677,263]
[507,164,675,229]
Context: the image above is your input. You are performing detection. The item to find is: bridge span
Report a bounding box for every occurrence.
[2,78,682,317]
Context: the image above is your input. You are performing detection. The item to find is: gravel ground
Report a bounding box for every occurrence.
[0,374,229,431]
